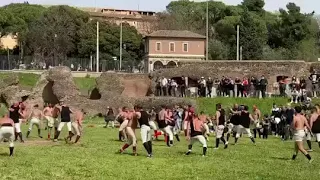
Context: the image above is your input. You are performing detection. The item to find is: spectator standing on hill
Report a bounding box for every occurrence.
[161,77,168,96]
[259,75,268,98]
[242,77,249,97]
[180,76,186,97]
[156,77,162,96]
[168,79,172,96]
[235,77,242,97]
[207,77,213,97]
[250,77,258,97]
[171,80,178,97]
[309,71,318,97]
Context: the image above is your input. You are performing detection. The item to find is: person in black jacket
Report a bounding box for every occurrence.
[259,75,268,98]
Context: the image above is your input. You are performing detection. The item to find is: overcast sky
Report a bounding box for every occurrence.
[0,0,317,13]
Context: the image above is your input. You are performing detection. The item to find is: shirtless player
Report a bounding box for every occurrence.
[69,109,84,143]
[0,114,15,156]
[43,103,54,139]
[119,108,138,156]
[292,106,313,163]
[26,104,43,138]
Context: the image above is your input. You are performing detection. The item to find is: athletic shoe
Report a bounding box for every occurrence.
[147,154,152,158]
[53,139,58,142]
[213,147,219,150]
[64,138,69,144]
[39,136,43,139]
[185,151,191,155]
[307,149,313,152]
[309,159,314,164]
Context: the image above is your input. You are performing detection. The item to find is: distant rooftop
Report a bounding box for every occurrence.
[146,30,206,39]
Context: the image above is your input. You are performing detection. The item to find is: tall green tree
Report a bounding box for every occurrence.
[239,9,267,60]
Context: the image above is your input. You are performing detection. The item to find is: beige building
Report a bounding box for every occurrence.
[82,8,157,35]
[144,30,206,72]
[0,34,18,50]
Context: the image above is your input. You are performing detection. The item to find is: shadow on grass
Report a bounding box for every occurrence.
[0,152,9,156]
[270,156,291,161]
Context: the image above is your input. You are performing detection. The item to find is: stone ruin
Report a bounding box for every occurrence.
[0,66,196,115]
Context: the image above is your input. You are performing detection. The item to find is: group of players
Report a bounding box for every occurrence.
[114,103,320,162]
[115,104,259,158]
[0,101,84,156]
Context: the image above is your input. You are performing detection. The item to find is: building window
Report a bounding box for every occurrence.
[169,42,175,52]
[183,43,188,52]
[156,42,161,51]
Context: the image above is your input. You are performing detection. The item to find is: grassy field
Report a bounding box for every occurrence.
[0,73,96,91]
[0,121,319,180]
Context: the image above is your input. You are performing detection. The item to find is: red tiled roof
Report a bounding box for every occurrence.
[146,30,206,39]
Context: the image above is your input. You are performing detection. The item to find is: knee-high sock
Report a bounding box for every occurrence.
[26,131,30,138]
[133,146,137,154]
[305,154,312,160]
[121,143,129,151]
[318,142,320,148]
[235,137,238,144]
[203,147,207,156]
[227,133,230,141]
[307,140,312,150]
[75,135,81,143]
[175,134,180,142]
[38,129,42,138]
[118,131,122,141]
[9,147,14,156]
[18,132,24,142]
[221,137,226,144]
[188,144,192,151]
[147,141,152,154]
[15,132,18,141]
[250,137,255,143]
[143,142,151,154]
[54,131,61,140]
[215,138,220,148]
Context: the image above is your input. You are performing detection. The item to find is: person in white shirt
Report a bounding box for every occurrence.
[171,80,178,97]
[161,77,168,96]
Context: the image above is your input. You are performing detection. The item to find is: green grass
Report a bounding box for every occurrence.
[73,77,96,91]
[0,73,97,91]
[0,121,319,180]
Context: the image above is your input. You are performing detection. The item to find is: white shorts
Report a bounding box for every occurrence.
[29,118,41,131]
[140,125,151,143]
[0,126,14,147]
[57,122,72,131]
[236,125,252,138]
[189,135,207,147]
[315,133,320,142]
[45,116,55,128]
[14,123,21,133]
[293,130,306,142]
[216,125,225,138]
[149,121,158,130]
[71,122,82,136]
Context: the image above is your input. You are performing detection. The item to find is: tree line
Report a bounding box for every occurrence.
[0,3,143,69]
[0,0,319,68]
[157,0,320,61]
